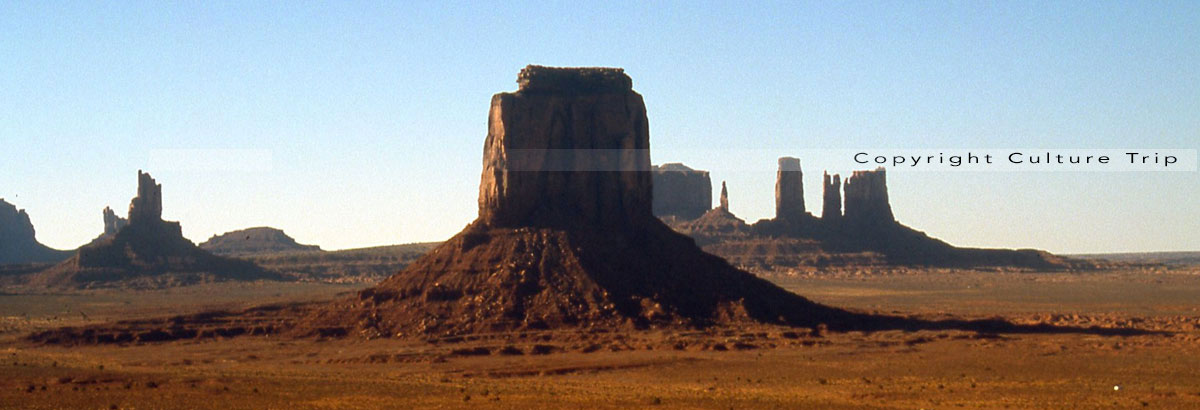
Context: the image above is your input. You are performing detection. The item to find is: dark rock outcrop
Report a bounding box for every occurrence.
[127,171,163,224]
[842,167,894,227]
[651,163,711,220]
[822,172,842,220]
[0,199,71,265]
[301,66,860,337]
[775,157,805,221]
[200,227,321,256]
[516,66,633,94]
[32,171,282,289]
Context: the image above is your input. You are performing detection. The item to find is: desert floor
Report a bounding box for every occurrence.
[3,269,1199,409]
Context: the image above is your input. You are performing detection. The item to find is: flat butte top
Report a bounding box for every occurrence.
[516,65,633,94]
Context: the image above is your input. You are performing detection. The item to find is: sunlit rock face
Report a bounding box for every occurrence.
[478,65,652,231]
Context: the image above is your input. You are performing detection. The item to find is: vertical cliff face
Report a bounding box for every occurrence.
[822,172,842,220]
[110,170,183,244]
[0,199,70,264]
[842,167,894,226]
[775,157,805,221]
[478,66,652,231]
[0,200,36,245]
[651,163,712,220]
[128,171,163,225]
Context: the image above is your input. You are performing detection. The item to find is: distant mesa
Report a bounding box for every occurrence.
[31,171,283,289]
[237,242,437,284]
[0,199,71,265]
[651,163,711,221]
[200,227,321,256]
[301,65,861,338]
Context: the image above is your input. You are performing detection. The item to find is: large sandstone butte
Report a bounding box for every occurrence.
[200,227,321,256]
[303,66,861,337]
[32,171,282,289]
[651,163,711,220]
[0,199,71,265]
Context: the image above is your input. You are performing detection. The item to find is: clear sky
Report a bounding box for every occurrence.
[2,1,1197,254]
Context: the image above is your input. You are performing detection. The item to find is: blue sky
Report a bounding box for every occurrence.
[2,1,1197,253]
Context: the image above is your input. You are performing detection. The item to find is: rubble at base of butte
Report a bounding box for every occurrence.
[31,171,283,289]
[299,65,887,338]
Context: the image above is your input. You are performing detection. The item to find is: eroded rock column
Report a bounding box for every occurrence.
[822,172,842,220]
[843,167,894,224]
[775,157,805,221]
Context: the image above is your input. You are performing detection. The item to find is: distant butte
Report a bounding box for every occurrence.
[651,163,712,221]
[31,171,283,289]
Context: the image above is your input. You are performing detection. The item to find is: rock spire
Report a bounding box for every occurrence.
[822,172,842,220]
